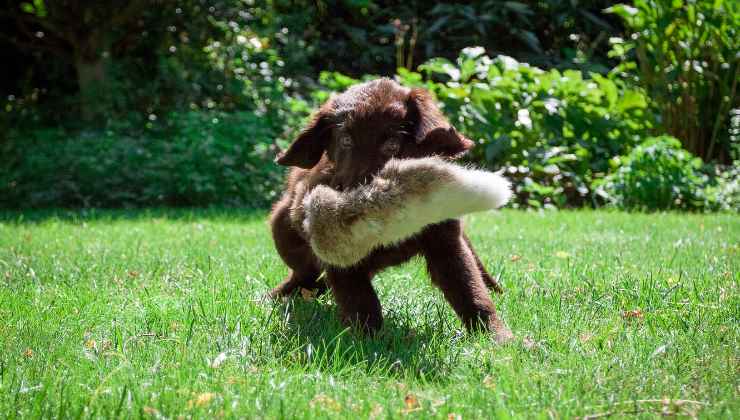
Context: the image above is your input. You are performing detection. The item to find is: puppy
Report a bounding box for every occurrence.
[269,78,512,342]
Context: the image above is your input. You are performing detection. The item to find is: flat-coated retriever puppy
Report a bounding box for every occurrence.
[269,78,512,342]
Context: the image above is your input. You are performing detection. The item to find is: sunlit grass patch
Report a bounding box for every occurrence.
[0,209,737,418]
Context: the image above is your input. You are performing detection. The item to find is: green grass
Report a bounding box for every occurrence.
[0,209,737,418]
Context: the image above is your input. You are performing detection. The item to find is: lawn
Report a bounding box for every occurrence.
[0,209,737,418]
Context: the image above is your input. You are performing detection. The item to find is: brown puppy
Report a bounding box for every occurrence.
[269,78,512,342]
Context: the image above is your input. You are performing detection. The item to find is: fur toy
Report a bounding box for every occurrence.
[301,156,511,267]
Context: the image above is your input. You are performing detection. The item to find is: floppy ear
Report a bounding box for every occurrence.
[406,88,474,158]
[275,113,332,168]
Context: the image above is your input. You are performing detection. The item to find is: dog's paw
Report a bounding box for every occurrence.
[491,318,515,345]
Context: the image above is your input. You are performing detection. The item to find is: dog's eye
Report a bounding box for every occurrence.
[339,136,353,150]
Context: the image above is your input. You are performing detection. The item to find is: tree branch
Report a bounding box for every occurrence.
[107,0,151,55]
[110,0,148,27]
[14,11,70,46]
[0,31,70,59]
[0,9,63,37]
[0,7,83,52]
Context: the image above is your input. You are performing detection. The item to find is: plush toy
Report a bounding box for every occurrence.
[301,156,511,267]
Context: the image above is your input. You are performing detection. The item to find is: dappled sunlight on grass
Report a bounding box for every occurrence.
[0,210,737,418]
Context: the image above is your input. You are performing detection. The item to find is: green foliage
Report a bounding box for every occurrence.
[0,112,283,208]
[395,48,653,208]
[3,0,623,126]
[606,0,740,162]
[3,0,737,212]
[266,0,621,77]
[699,161,740,212]
[596,136,707,211]
[0,0,302,126]
[425,0,619,72]
[320,49,736,212]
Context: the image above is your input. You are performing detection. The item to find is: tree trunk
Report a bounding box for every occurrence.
[75,56,107,122]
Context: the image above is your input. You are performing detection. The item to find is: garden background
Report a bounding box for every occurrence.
[1,0,738,212]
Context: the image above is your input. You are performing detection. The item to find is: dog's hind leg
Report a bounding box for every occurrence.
[463,234,504,294]
[268,199,326,299]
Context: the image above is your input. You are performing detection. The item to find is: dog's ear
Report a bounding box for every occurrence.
[276,113,332,168]
[406,88,474,158]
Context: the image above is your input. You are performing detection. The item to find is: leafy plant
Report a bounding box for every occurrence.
[607,0,740,163]
[0,112,284,208]
[427,0,619,72]
[702,161,740,212]
[395,48,653,208]
[596,136,707,211]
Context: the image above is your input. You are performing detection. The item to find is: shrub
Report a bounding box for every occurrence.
[393,48,653,208]
[595,136,707,211]
[318,49,653,208]
[315,49,737,212]
[607,0,740,163]
[0,112,283,208]
[702,162,740,212]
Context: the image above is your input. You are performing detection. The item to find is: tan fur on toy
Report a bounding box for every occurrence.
[301,156,511,267]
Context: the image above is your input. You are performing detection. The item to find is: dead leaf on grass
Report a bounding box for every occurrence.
[555,251,571,259]
[622,309,644,323]
[188,392,217,409]
[309,394,342,412]
[402,393,420,413]
[300,287,317,301]
[579,332,594,344]
[143,406,160,416]
[482,375,496,389]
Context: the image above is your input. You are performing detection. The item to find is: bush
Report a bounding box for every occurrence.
[392,48,653,208]
[607,0,740,163]
[595,136,707,211]
[318,48,654,208]
[702,162,740,212]
[316,48,738,212]
[0,112,284,208]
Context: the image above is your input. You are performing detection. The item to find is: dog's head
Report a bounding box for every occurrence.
[276,78,474,190]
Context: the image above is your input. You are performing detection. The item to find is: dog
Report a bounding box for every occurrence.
[269,78,512,342]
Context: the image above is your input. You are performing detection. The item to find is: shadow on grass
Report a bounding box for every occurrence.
[0,207,267,224]
[272,295,461,382]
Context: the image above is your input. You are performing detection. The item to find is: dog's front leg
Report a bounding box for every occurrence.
[422,221,513,343]
[326,267,383,333]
